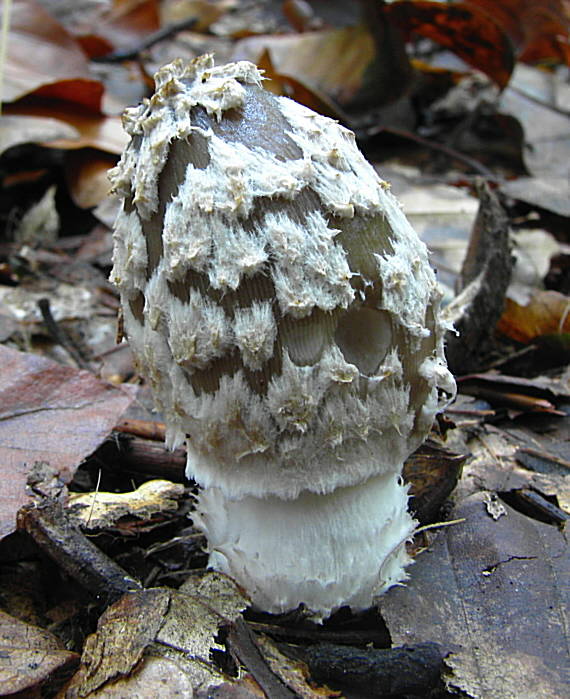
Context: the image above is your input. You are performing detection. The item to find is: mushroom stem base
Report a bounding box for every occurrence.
[194,471,416,620]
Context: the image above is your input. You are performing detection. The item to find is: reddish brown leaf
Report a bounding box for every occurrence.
[467,0,570,64]
[387,1,515,87]
[0,346,135,540]
[78,0,160,59]
[2,0,103,111]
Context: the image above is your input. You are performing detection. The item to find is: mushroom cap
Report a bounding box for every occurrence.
[110,55,455,500]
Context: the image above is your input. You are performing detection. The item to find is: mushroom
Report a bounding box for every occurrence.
[110,55,456,620]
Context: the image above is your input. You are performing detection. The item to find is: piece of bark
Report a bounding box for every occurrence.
[445,179,513,374]
[303,641,446,697]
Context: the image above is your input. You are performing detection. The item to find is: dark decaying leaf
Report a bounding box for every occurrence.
[378,491,569,698]
[403,441,467,523]
[0,346,135,540]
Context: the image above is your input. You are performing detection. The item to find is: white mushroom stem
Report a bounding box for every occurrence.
[194,472,415,620]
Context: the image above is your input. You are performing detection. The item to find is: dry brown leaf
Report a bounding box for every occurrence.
[233,25,375,108]
[0,609,79,694]
[160,0,234,33]
[1,0,103,111]
[81,0,160,58]
[467,0,570,64]
[497,290,570,343]
[387,0,569,89]
[0,346,135,540]
[3,102,127,154]
[0,115,77,156]
[65,149,118,209]
[64,573,251,697]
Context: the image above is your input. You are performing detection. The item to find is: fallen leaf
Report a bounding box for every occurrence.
[467,0,570,64]
[497,290,570,343]
[65,149,118,209]
[507,229,562,305]
[0,346,135,540]
[3,103,127,154]
[233,25,375,108]
[501,176,570,218]
[387,1,515,88]
[0,609,79,695]
[379,491,570,699]
[498,68,570,178]
[0,115,77,156]
[1,0,103,111]
[64,572,251,697]
[78,0,160,58]
[387,0,569,89]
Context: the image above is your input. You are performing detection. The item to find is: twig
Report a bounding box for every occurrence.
[414,517,466,536]
[518,447,570,471]
[92,17,198,63]
[17,499,142,603]
[37,297,93,371]
[0,0,13,115]
[114,418,167,442]
[360,123,498,179]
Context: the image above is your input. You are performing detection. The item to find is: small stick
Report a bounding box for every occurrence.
[18,499,141,603]
[92,17,198,63]
[114,418,167,442]
[37,297,92,371]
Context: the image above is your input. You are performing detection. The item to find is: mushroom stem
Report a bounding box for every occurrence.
[194,471,415,620]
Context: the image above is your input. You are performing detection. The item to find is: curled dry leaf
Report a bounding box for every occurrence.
[386,0,515,88]
[497,290,570,344]
[387,0,569,89]
[65,149,119,209]
[3,102,127,154]
[466,0,570,64]
[233,25,375,109]
[68,479,185,530]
